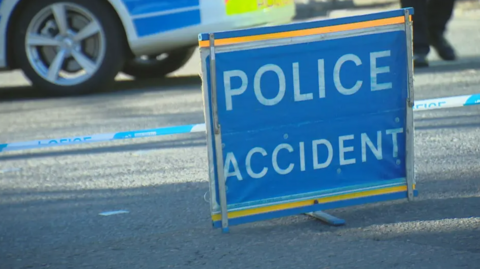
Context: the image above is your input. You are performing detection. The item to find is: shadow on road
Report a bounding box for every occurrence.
[1,55,478,103]
[415,55,480,74]
[0,75,202,103]
[414,109,480,130]
[111,75,201,93]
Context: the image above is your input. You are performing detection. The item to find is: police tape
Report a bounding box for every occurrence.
[1,93,479,153]
[413,93,480,111]
[0,124,206,153]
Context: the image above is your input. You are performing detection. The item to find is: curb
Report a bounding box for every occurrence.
[294,0,480,20]
[294,0,395,19]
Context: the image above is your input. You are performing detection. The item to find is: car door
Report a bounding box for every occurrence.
[119,0,294,56]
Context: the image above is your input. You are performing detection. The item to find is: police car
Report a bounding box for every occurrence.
[0,0,295,95]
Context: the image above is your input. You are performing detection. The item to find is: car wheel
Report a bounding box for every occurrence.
[13,0,127,96]
[121,47,196,79]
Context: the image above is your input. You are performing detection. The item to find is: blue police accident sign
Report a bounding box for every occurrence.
[199,8,417,231]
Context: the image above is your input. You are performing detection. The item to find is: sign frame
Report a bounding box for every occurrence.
[199,8,417,233]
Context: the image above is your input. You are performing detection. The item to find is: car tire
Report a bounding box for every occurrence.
[121,47,196,79]
[13,0,127,96]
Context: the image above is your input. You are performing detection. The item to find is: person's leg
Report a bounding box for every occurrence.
[427,0,456,60]
[401,0,430,67]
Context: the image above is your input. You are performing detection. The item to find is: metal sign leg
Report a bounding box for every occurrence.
[404,8,416,201]
[209,33,230,234]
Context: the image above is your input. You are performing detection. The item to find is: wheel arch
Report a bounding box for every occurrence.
[4,0,135,69]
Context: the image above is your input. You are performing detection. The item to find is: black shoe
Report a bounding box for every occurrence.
[429,33,456,61]
[414,53,429,68]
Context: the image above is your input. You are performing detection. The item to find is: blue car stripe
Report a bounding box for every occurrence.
[133,8,201,37]
[122,0,200,16]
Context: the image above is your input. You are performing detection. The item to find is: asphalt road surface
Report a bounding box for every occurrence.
[1,8,480,269]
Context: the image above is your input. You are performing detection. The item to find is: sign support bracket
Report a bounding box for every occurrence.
[305,211,346,226]
[209,33,230,233]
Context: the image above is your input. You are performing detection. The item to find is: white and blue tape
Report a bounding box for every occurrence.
[413,93,480,111]
[0,124,206,153]
[1,94,479,153]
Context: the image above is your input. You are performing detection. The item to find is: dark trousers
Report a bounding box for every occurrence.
[400,0,455,55]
